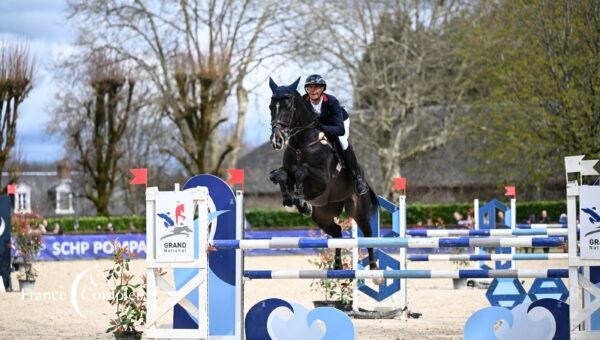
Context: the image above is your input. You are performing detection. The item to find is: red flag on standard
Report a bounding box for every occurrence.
[129,168,148,186]
[392,177,406,191]
[226,169,245,189]
[6,184,16,195]
[505,185,516,197]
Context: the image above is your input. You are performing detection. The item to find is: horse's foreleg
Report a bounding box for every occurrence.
[293,167,312,216]
[293,167,307,199]
[269,168,293,207]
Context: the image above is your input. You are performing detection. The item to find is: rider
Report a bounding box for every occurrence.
[303,74,368,195]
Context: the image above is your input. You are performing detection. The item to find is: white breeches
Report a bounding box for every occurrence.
[339,119,350,150]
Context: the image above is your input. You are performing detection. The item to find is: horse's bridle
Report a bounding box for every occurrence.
[270,95,316,141]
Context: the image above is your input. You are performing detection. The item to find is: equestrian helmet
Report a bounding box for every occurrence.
[304,74,327,91]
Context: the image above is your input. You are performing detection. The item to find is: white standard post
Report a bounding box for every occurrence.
[198,188,210,340]
[145,187,158,336]
[235,190,244,340]
[510,198,517,270]
[398,194,408,317]
[351,219,359,312]
[474,199,481,259]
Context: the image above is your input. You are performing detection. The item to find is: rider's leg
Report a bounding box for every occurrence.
[339,119,368,195]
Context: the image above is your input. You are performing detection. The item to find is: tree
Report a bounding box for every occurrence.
[290,0,471,195]
[460,0,600,195]
[0,42,34,189]
[54,53,143,216]
[118,108,176,215]
[66,0,293,176]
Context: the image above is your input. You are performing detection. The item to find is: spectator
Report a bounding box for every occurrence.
[559,213,567,225]
[539,210,550,253]
[453,211,464,224]
[426,218,434,228]
[96,224,102,232]
[129,221,137,232]
[539,210,549,223]
[465,208,475,228]
[106,223,114,233]
[435,217,445,228]
[37,222,47,234]
[497,211,505,227]
[52,223,63,235]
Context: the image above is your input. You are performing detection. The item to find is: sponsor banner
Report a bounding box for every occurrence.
[11,233,147,261]
[9,228,483,261]
[154,191,195,262]
[580,185,600,259]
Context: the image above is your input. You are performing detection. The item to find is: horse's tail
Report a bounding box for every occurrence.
[367,183,379,215]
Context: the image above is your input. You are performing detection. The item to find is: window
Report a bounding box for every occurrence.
[15,184,32,213]
[53,181,74,215]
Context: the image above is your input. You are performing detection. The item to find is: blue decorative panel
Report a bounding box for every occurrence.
[528,278,569,302]
[357,249,400,302]
[486,278,527,309]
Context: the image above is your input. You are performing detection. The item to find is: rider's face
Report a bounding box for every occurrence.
[305,85,324,102]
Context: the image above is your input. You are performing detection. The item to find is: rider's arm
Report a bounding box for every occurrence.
[318,97,345,136]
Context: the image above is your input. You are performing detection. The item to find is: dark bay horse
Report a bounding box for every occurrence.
[267,77,380,273]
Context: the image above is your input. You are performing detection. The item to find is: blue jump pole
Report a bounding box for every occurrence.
[408,253,568,261]
[243,269,569,279]
[406,228,568,237]
[211,236,565,249]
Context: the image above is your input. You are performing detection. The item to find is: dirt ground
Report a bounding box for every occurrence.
[0,256,567,339]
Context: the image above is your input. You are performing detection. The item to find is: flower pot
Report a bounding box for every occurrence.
[114,331,142,340]
[312,300,352,312]
[18,279,36,293]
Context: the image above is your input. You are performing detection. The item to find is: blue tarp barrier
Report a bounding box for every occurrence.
[9,228,478,261]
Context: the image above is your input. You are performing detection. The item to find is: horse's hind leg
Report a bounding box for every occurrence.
[322,220,343,270]
[352,202,378,271]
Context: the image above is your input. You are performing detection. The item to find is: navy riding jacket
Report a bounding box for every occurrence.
[303,93,349,137]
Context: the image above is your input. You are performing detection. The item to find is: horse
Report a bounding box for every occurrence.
[267,76,380,274]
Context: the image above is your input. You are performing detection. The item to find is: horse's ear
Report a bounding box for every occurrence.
[288,76,301,91]
[269,77,278,92]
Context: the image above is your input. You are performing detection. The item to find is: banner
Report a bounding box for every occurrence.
[154,191,195,262]
[580,185,600,259]
[12,233,146,261]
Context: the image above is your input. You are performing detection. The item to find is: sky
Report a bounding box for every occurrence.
[0,0,74,162]
[0,1,342,163]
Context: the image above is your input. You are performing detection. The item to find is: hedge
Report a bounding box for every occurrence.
[27,200,567,233]
[40,216,144,233]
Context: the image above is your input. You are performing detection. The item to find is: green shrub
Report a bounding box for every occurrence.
[35,200,567,233]
[45,215,145,233]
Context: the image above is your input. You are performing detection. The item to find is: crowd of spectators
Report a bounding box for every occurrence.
[35,219,63,235]
[411,208,566,230]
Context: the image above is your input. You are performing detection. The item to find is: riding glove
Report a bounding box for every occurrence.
[313,119,325,131]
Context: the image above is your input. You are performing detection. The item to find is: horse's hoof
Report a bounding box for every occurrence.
[372,277,385,286]
[283,197,293,207]
[303,203,313,216]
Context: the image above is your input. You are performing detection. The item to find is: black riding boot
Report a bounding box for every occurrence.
[344,145,368,195]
